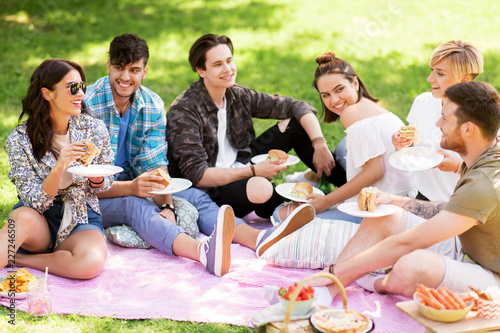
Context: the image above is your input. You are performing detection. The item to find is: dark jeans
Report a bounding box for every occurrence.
[212,118,347,218]
[212,178,285,219]
[249,118,347,187]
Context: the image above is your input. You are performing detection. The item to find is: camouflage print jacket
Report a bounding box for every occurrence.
[166,79,316,193]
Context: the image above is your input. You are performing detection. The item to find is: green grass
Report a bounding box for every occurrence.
[1,0,499,331]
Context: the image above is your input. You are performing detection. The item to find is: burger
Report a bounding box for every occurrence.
[291,182,313,198]
[357,187,378,212]
[400,125,419,142]
[77,141,100,167]
[152,168,172,188]
[268,149,289,164]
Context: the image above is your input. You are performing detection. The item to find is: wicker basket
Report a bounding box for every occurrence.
[265,272,349,333]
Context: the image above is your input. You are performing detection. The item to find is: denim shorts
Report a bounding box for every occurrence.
[12,197,103,253]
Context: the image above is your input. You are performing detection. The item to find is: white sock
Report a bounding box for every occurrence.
[256,231,265,246]
[198,242,207,266]
[355,273,386,292]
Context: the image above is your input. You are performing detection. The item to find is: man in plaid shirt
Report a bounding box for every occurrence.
[84,33,314,276]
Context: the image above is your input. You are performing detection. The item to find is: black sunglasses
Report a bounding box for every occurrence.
[68,81,86,95]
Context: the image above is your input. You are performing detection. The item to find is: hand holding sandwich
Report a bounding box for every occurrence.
[392,131,414,151]
[130,167,171,198]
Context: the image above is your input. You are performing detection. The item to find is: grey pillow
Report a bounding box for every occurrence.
[105,196,200,249]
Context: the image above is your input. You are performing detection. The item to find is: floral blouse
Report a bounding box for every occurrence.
[6,113,114,247]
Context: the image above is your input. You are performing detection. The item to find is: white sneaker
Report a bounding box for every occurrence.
[285,169,320,187]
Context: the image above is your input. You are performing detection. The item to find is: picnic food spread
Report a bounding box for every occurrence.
[0,268,38,293]
[357,187,378,212]
[291,182,313,199]
[399,125,419,142]
[77,141,100,167]
[152,168,172,188]
[268,149,289,164]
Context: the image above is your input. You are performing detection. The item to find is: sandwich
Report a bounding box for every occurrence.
[400,125,419,142]
[268,149,289,163]
[152,168,172,188]
[357,187,378,212]
[77,141,100,167]
[291,182,313,198]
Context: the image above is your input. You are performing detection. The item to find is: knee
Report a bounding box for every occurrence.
[76,246,108,279]
[277,118,291,133]
[9,207,45,230]
[246,177,274,203]
[383,250,434,295]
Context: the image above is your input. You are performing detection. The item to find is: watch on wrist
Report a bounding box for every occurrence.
[160,203,177,220]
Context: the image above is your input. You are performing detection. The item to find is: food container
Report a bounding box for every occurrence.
[477,292,500,319]
[413,292,473,322]
[279,296,314,316]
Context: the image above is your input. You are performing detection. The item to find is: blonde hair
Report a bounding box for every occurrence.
[430,40,484,80]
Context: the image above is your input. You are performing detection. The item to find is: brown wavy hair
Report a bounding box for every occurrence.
[189,34,234,72]
[19,59,87,162]
[313,52,378,122]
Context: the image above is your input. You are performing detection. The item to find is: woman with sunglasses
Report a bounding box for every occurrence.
[1,59,114,279]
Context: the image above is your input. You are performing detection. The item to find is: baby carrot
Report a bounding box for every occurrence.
[431,288,456,310]
[417,291,446,310]
[442,287,467,309]
[437,287,460,310]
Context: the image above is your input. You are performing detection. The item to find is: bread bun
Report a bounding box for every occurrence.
[357,187,378,212]
[78,141,100,167]
[152,169,172,188]
[291,182,313,198]
[400,125,419,142]
[268,149,289,163]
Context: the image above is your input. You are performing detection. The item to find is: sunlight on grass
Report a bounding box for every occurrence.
[0,0,499,331]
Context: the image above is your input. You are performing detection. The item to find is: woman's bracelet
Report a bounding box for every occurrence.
[250,164,256,177]
[312,136,327,147]
[89,177,105,186]
[329,264,336,275]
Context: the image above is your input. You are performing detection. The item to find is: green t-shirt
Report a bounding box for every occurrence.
[445,141,500,274]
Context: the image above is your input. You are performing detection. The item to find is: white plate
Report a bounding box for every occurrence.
[251,154,300,166]
[337,202,395,218]
[67,165,123,177]
[275,183,324,203]
[389,146,444,171]
[148,178,192,195]
[310,309,374,333]
[0,276,42,299]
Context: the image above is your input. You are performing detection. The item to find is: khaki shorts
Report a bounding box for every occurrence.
[407,213,500,292]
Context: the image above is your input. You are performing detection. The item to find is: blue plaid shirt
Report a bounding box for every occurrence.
[84,76,168,179]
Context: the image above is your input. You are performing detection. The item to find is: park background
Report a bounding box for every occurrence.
[1,0,499,331]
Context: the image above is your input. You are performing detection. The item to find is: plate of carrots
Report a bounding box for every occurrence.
[413,284,474,322]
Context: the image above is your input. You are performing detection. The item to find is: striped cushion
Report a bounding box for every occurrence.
[260,217,360,269]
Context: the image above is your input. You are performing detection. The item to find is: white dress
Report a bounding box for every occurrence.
[345,112,415,202]
[407,92,460,201]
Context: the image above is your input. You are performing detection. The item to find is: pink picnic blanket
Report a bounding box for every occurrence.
[0,239,423,332]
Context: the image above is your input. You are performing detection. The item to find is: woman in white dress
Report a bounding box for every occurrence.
[273,52,414,223]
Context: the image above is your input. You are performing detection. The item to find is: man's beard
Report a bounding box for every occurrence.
[441,128,467,155]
